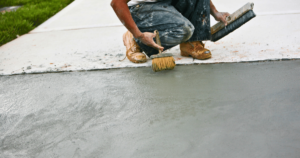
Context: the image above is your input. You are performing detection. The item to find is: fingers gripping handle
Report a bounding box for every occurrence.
[211,2,255,35]
[154,30,162,54]
[226,16,231,22]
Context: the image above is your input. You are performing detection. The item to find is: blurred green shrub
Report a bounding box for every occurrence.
[0,0,74,46]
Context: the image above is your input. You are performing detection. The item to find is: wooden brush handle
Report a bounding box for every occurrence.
[154,30,162,54]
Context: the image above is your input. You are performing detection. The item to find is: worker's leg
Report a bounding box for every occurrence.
[172,0,211,42]
[172,0,212,59]
[130,0,194,57]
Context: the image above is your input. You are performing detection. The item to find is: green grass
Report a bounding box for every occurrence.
[0,0,74,46]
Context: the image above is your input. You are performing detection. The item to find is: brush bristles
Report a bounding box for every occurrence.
[152,57,176,72]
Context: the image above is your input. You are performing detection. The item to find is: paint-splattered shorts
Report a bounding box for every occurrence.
[129,0,211,57]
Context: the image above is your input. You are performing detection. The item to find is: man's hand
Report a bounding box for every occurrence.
[213,12,230,26]
[210,1,230,26]
[111,0,163,51]
[137,32,164,51]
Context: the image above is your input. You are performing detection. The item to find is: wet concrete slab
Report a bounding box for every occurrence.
[1,60,300,157]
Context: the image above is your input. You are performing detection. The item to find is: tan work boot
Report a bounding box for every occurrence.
[123,31,147,63]
[180,41,211,60]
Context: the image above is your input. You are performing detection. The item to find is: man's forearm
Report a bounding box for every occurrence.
[210,0,218,17]
[111,0,163,50]
[111,0,143,38]
[209,1,230,25]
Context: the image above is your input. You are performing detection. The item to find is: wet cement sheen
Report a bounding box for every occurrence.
[1,61,300,158]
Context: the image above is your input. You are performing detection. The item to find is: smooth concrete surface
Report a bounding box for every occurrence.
[1,14,299,75]
[1,61,300,157]
[200,13,300,63]
[31,0,122,33]
[31,0,300,32]
[1,0,300,75]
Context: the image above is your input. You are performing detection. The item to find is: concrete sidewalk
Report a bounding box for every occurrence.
[0,0,300,75]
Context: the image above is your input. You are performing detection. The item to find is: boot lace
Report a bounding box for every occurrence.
[119,38,142,62]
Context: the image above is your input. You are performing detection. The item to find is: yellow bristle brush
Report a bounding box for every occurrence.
[151,30,176,72]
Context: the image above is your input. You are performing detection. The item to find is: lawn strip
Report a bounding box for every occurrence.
[0,0,74,46]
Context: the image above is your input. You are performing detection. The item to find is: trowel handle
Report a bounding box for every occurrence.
[154,30,162,54]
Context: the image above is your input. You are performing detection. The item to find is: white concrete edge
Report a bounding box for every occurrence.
[29,0,82,33]
[1,58,299,76]
[30,24,123,33]
[256,10,300,16]
[29,10,300,33]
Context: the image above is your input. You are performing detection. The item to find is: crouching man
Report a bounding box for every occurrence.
[111,0,229,63]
